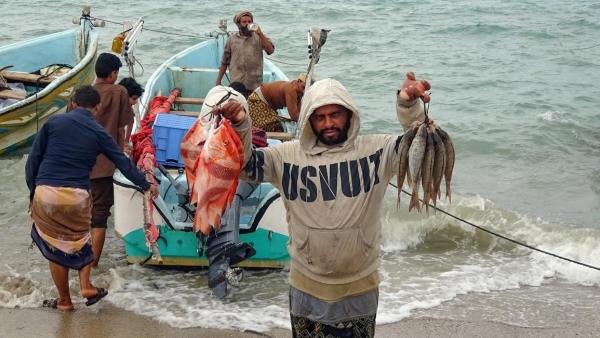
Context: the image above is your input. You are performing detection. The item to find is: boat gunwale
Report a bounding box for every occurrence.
[0,28,100,116]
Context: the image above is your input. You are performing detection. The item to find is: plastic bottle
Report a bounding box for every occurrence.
[111,33,125,54]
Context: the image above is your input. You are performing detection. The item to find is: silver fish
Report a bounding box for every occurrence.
[435,125,455,203]
[397,123,420,206]
[430,127,446,208]
[408,123,428,212]
[421,127,435,213]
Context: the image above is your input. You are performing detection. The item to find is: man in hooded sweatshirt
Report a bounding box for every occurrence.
[215,11,275,92]
[205,78,425,337]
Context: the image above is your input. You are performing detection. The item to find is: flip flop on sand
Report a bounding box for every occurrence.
[41,298,74,311]
[42,298,58,308]
[85,287,108,307]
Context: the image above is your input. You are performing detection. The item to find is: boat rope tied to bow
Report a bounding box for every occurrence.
[131,88,182,264]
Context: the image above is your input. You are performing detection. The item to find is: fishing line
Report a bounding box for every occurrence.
[265,53,342,67]
[135,58,145,76]
[388,182,600,272]
[569,42,600,51]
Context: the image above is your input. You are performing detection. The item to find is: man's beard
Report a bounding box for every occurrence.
[310,117,352,146]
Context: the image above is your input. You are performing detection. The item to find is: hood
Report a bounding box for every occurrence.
[297,78,361,155]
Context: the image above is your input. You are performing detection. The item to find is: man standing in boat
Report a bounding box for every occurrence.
[215,11,275,92]
[210,78,425,337]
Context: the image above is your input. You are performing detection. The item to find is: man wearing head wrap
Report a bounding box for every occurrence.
[216,11,275,93]
[246,73,316,132]
[210,79,426,337]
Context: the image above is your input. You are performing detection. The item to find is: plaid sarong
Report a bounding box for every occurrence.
[247,92,284,132]
[28,185,94,270]
[291,314,376,338]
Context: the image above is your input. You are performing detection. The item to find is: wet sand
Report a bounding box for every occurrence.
[1,304,599,338]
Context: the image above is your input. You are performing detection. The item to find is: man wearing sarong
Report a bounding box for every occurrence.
[247,73,314,132]
[211,78,425,337]
[26,85,157,311]
[67,53,134,268]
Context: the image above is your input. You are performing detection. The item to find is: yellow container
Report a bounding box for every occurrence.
[111,34,125,54]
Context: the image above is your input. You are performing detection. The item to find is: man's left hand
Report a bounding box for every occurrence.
[124,144,132,157]
[399,72,431,103]
[147,185,159,199]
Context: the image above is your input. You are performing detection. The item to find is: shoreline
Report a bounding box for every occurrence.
[1,304,599,338]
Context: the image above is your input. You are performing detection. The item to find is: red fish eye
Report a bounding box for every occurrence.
[223,140,229,146]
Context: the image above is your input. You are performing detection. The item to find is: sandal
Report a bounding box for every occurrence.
[42,298,58,308]
[85,287,108,306]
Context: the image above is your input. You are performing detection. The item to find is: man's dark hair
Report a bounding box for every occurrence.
[118,77,145,97]
[228,82,248,98]
[73,85,101,108]
[95,53,122,78]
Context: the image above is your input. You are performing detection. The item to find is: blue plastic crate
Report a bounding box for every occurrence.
[152,114,197,167]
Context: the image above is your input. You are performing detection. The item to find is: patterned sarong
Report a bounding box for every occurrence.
[28,185,94,270]
[247,92,284,132]
[290,314,376,338]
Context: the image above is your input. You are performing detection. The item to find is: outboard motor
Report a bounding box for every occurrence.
[206,180,257,298]
[157,165,257,298]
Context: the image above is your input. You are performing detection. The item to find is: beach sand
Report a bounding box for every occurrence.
[1,304,599,338]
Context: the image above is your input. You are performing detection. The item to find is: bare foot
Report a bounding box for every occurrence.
[81,286,108,307]
[80,286,99,299]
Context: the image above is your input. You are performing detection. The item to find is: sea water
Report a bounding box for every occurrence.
[1,0,599,332]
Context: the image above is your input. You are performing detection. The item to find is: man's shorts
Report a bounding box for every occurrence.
[90,177,114,229]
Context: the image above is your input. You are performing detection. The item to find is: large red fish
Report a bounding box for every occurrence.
[181,115,244,235]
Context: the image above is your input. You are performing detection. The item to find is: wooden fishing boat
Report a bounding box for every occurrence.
[0,6,102,155]
[112,20,297,278]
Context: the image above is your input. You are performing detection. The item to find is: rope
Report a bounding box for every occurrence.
[33,64,73,132]
[92,15,344,66]
[90,16,213,39]
[142,27,214,40]
[388,183,600,271]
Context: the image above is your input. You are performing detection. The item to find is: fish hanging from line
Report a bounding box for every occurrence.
[399,120,455,213]
[395,72,455,213]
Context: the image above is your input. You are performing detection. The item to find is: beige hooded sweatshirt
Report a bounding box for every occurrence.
[232,79,421,299]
